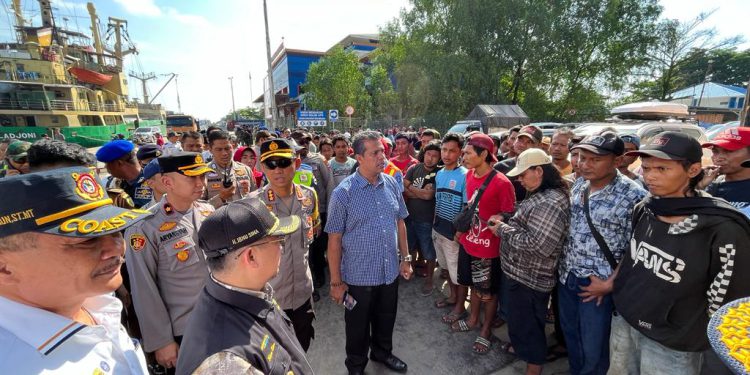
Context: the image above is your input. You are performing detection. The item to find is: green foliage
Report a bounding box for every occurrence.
[223,106,262,121]
[302,47,370,116]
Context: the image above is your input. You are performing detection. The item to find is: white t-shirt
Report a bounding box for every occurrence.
[0,294,149,374]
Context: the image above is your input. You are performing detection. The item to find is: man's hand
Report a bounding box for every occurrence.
[400,260,413,280]
[218,184,236,201]
[697,166,720,190]
[487,214,504,235]
[578,275,614,306]
[330,281,348,304]
[154,342,179,368]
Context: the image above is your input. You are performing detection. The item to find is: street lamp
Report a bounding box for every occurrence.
[228,76,237,121]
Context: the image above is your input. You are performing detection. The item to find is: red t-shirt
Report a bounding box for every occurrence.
[459,169,515,258]
[390,156,417,174]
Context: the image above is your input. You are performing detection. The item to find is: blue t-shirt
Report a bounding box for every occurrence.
[433,166,468,239]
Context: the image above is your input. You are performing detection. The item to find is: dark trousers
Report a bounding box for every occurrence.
[504,272,550,365]
[309,213,328,287]
[344,278,399,372]
[284,298,316,352]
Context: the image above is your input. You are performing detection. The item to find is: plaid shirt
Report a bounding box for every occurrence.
[325,171,409,286]
[498,188,570,292]
[559,173,647,282]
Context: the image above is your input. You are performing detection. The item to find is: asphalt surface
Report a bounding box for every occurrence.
[307,273,570,375]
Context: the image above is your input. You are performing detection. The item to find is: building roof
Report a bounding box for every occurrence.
[671,82,747,99]
[466,104,530,128]
[271,44,325,68]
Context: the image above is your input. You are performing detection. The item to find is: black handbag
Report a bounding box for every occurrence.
[583,187,618,269]
[453,170,497,233]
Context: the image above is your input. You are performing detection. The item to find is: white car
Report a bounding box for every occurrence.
[131,127,160,144]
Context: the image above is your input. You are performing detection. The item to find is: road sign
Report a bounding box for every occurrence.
[329,109,339,122]
[297,110,327,127]
[345,105,354,116]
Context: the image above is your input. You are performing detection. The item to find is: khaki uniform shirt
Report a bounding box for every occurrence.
[253,184,319,310]
[302,153,335,213]
[124,196,214,352]
[204,160,257,208]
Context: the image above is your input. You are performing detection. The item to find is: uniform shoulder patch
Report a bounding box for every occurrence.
[129,234,146,252]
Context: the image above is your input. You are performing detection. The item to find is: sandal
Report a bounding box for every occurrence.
[546,345,567,363]
[450,319,475,333]
[441,311,466,324]
[420,285,434,297]
[498,340,515,355]
[473,336,492,354]
[434,298,456,308]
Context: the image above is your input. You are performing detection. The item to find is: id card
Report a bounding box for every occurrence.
[342,291,357,310]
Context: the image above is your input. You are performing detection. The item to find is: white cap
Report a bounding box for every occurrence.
[506,148,552,177]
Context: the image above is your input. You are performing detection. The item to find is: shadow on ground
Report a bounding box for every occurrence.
[307,273,569,375]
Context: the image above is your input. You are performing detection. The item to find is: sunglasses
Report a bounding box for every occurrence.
[11,156,27,164]
[263,158,294,170]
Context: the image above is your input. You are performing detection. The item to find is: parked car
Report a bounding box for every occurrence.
[446,120,482,134]
[531,122,579,137]
[706,121,740,140]
[131,126,160,144]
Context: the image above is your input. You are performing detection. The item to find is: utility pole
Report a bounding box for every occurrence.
[174,74,182,113]
[697,59,714,108]
[248,71,253,107]
[129,71,156,104]
[263,0,277,129]
[742,77,750,127]
[229,76,237,121]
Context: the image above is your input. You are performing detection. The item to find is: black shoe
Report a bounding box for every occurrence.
[370,354,407,372]
[312,290,320,302]
[348,370,364,375]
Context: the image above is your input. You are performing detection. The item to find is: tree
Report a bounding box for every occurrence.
[302,47,370,116]
[222,106,262,122]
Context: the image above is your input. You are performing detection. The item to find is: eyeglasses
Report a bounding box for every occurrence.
[235,237,286,259]
[263,158,293,170]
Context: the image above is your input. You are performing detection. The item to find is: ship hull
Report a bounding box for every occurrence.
[0,120,165,147]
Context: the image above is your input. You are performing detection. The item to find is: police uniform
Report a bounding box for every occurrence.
[0,166,150,374]
[176,198,313,375]
[124,152,215,354]
[203,160,257,208]
[97,140,155,208]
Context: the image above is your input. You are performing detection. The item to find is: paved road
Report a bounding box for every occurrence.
[307,274,570,375]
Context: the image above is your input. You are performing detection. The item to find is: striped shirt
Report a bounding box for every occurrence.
[325,170,409,286]
[433,166,468,239]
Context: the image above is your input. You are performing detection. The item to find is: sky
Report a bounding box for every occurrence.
[1,0,748,121]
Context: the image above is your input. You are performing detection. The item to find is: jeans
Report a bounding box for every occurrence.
[406,219,436,260]
[609,314,701,375]
[557,274,613,375]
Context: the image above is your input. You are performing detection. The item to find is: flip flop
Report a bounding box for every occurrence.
[450,319,475,333]
[441,311,466,324]
[420,285,435,297]
[434,298,456,308]
[473,336,492,354]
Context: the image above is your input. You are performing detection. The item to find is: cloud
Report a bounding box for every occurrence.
[164,7,210,28]
[113,0,162,17]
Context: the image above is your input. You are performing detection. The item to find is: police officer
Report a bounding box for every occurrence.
[203,130,257,207]
[124,152,215,372]
[97,140,154,208]
[176,198,314,375]
[0,167,150,374]
[254,138,319,351]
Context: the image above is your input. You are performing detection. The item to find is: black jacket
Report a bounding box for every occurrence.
[176,277,314,375]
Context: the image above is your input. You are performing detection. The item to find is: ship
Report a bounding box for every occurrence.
[0,0,166,147]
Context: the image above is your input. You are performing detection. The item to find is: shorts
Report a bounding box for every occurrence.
[406,219,436,261]
[432,229,459,284]
[457,245,500,294]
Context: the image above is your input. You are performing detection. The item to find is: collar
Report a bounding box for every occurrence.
[0,294,122,355]
[351,170,384,188]
[205,276,276,319]
[211,274,271,300]
[583,170,623,197]
[160,195,196,216]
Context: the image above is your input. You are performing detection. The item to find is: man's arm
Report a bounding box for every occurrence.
[327,232,346,303]
[410,183,435,200]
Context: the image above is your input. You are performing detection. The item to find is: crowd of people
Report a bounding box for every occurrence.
[0,121,749,375]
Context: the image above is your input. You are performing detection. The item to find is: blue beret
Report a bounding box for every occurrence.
[0,167,149,238]
[96,140,134,163]
[142,158,162,180]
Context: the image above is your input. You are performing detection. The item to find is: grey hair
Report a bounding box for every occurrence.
[0,232,37,252]
[351,131,382,156]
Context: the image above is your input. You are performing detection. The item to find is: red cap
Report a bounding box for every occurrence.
[702,127,750,151]
[467,133,497,162]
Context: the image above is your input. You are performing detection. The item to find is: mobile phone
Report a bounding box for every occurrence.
[342,291,357,310]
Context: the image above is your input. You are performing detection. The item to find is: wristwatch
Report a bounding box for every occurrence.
[400,254,412,262]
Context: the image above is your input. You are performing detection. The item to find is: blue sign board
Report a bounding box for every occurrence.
[329,109,339,122]
[297,110,327,127]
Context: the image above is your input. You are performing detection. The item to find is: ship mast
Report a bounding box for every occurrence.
[11,0,25,42]
[86,2,104,65]
[108,17,136,70]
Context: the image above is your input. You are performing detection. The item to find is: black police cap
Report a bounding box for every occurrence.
[157,152,214,177]
[136,144,162,160]
[0,167,149,238]
[259,138,296,162]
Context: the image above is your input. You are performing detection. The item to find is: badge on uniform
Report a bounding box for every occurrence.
[173,240,188,249]
[269,141,278,151]
[130,234,146,252]
[164,203,174,215]
[235,168,246,176]
[133,185,152,200]
[267,189,276,202]
[241,180,249,193]
[211,183,221,189]
[200,210,212,217]
[195,154,204,164]
[302,197,312,208]
[72,172,105,201]
[176,249,190,262]
[159,222,177,232]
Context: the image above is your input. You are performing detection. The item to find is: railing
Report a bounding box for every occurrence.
[0,98,125,112]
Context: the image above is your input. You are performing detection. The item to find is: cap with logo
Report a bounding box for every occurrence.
[198,198,300,259]
[142,158,162,180]
[517,125,543,144]
[702,127,750,151]
[467,133,498,162]
[96,140,135,163]
[571,131,625,156]
[158,152,214,177]
[6,141,31,161]
[620,134,641,149]
[136,144,162,161]
[0,166,149,238]
[506,148,553,177]
[260,138,296,162]
[707,297,750,374]
[625,131,702,163]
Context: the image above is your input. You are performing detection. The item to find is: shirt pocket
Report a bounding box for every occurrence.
[161,236,200,271]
